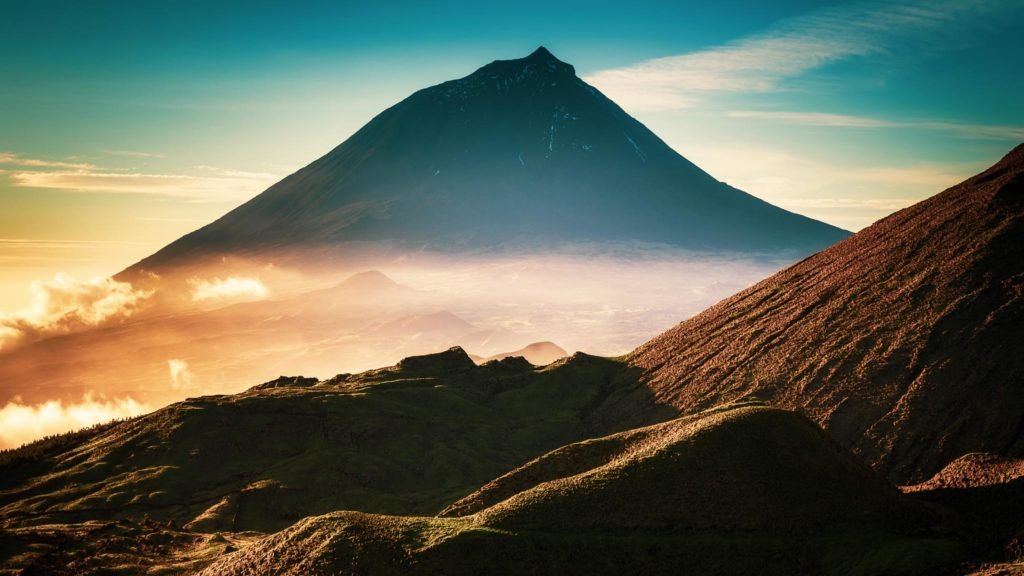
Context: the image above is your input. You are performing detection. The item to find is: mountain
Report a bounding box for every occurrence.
[124,47,847,276]
[199,404,961,576]
[473,341,569,365]
[309,270,417,308]
[630,144,1024,484]
[222,270,420,319]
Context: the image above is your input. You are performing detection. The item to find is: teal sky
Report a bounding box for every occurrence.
[1,0,1022,308]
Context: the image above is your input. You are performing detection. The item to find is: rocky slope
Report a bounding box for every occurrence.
[630,144,1024,484]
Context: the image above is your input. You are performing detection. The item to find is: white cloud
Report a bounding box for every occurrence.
[0,152,96,170]
[2,151,277,202]
[0,274,153,352]
[189,276,269,302]
[102,149,168,159]
[728,110,1024,141]
[8,170,275,203]
[584,0,1011,111]
[0,394,151,449]
[168,358,194,390]
[728,111,899,128]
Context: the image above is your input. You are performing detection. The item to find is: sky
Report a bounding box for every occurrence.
[2,0,1023,310]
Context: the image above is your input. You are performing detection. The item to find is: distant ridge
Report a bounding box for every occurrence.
[124,46,848,276]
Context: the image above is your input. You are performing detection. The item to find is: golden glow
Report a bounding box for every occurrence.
[0,249,788,448]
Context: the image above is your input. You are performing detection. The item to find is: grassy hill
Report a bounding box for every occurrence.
[199,404,964,576]
[0,348,670,535]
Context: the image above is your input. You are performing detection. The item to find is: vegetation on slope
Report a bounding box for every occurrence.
[0,348,669,536]
[201,404,965,576]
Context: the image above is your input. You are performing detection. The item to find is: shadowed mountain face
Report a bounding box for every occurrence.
[126,47,847,275]
[630,144,1024,484]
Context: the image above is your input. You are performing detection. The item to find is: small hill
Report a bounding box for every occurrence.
[460,405,920,533]
[630,144,1024,484]
[907,454,1024,573]
[334,270,405,294]
[906,453,1024,493]
[200,405,964,576]
[296,270,419,311]
[473,341,569,365]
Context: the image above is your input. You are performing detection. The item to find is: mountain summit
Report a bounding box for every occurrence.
[127,47,848,274]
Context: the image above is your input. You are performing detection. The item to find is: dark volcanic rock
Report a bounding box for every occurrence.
[395,346,477,374]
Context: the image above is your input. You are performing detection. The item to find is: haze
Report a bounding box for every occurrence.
[0,247,785,448]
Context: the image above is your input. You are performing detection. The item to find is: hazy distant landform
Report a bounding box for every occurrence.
[1,47,1023,575]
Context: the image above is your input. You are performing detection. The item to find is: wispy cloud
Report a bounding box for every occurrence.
[2,151,276,202]
[2,150,278,201]
[0,238,145,247]
[8,170,276,202]
[728,110,1024,141]
[132,216,211,223]
[728,111,899,128]
[103,149,168,159]
[194,165,278,179]
[585,0,1009,111]
[0,152,96,170]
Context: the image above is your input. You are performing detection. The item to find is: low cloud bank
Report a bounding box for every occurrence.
[0,274,152,352]
[0,394,151,449]
[189,276,269,302]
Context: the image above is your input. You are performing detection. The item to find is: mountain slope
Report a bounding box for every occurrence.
[199,404,963,576]
[125,47,847,275]
[630,144,1024,483]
